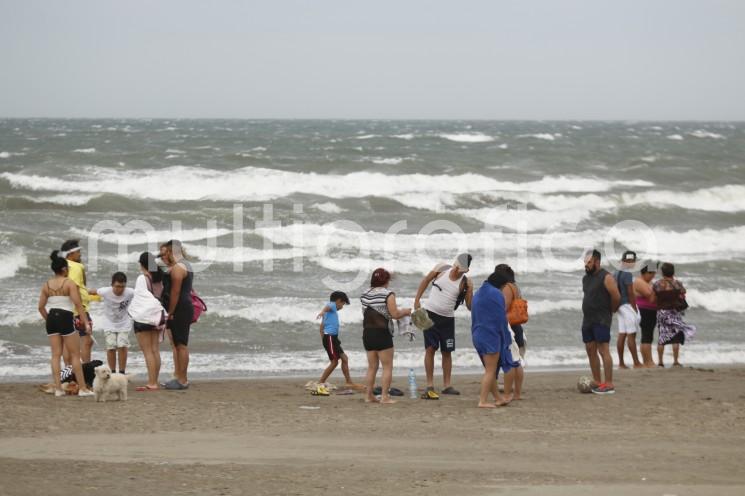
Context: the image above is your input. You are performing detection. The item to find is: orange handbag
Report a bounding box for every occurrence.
[507,283,529,326]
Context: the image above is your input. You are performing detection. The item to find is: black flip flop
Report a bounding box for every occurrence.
[372,386,404,397]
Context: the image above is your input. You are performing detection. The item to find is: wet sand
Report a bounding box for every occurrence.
[1,366,744,495]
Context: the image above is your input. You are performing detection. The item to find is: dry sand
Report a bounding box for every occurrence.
[1,366,745,495]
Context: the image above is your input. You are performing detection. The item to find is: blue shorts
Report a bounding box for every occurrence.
[582,323,611,344]
[423,310,455,352]
[477,348,519,375]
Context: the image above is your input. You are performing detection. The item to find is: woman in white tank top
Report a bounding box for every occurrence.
[37,250,94,397]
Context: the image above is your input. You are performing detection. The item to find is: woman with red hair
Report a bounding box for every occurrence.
[360,268,411,404]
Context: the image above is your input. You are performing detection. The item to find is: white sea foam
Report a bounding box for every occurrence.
[454,206,596,231]
[177,223,745,273]
[165,148,186,154]
[621,185,745,212]
[391,134,414,140]
[689,130,725,139]
[208,295,580,326]
[310,202,345,214]
[0,248,28,280]
[498,144,509,149]
[73,148,96,153]
[685,289,745,313]
[0,167,655,204]
[370,157,404,165]
[72,227,233,245]
[666,134,684,141]
[2,341,743,379]
[20,194,100,206]
[355,134,378,140]
[518,133,556,141]
[438,133,494,143]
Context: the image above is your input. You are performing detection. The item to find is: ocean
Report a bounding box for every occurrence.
[1,119,744,381]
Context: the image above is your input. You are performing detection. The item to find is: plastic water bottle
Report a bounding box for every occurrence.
[408,368,417,399]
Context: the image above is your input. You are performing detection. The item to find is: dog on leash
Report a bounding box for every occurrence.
[93,365,129,402]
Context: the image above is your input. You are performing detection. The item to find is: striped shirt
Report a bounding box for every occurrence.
[360,287,393,319]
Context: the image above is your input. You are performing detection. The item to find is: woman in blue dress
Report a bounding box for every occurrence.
[471,270,520,408]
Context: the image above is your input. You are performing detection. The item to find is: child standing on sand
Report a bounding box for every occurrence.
[315,291,358,392]
[88,272,134,374]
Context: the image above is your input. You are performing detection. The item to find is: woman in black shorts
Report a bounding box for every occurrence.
[360,268,411,404]
[37,251,94,397]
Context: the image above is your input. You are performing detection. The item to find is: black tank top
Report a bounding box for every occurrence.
[161,260,194,312]
[582,268,612,327]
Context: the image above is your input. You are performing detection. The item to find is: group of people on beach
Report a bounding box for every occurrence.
[37,239,195,397]
[580,249,696,395]
[314,249,696,407]
[314,253,527,407]
[38,237,695,407]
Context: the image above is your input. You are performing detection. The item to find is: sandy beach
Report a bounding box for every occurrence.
[1,367,744,495]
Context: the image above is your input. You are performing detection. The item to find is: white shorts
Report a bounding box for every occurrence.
[104,330,130,350]
[617,304,640,334]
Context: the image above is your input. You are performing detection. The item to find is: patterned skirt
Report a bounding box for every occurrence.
[657,309,696,345]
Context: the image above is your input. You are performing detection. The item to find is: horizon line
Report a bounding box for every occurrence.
[2,116,744,123]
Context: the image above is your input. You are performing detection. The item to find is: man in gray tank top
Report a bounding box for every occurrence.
[582,250,621,395]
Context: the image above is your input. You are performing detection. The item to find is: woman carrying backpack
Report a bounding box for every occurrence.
[494,264,527,400]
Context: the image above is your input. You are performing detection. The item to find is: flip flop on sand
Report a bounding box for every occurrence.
[372,387,404,397]
[163,379,188,390]
[311,385,330,396]
[441,386,460,395]
[420,387,440,400]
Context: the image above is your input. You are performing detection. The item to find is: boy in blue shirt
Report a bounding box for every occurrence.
[315,291,355,386]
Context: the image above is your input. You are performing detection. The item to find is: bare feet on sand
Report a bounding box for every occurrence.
[365,396,379,403]
[619,364,629,370]
[478,402,497,408]
[345,382,366,391]
[380,397,396,404]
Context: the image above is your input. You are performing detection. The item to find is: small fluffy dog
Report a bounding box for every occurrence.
[93,365,129,402]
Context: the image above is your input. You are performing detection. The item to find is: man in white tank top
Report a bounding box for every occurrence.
[413,253,473,399]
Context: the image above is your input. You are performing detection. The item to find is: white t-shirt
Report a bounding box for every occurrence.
[96,287,135,332]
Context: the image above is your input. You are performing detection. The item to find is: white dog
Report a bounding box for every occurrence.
[93,365,129,402]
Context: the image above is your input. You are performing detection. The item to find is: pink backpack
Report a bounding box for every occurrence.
[190,290,207,324]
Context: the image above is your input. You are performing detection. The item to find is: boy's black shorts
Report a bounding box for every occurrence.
[322,334,344,361]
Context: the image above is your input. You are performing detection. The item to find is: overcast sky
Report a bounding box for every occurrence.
[2,0,744,120]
